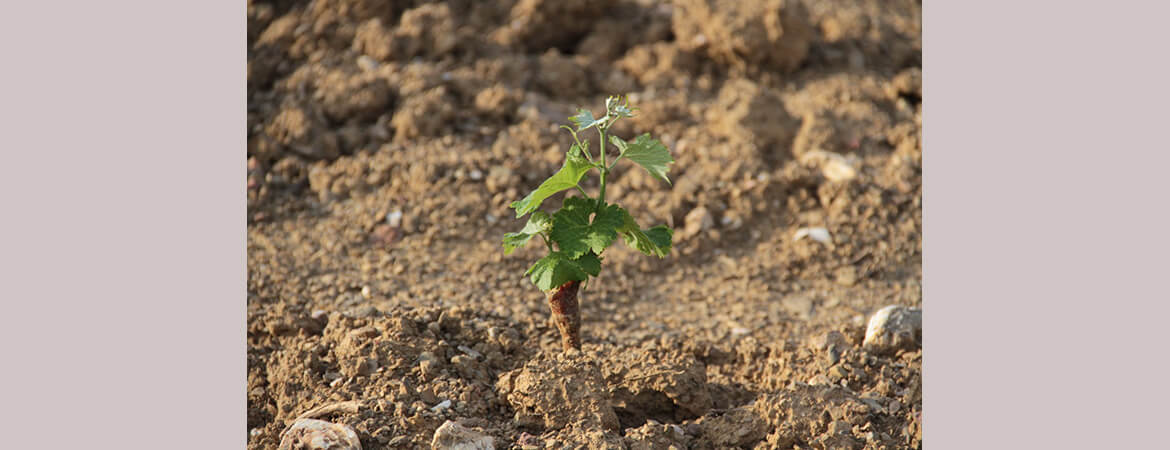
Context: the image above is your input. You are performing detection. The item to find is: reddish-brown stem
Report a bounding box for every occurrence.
[547,280,582,350]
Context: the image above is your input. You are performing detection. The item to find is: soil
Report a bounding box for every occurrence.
[247,0,922,448]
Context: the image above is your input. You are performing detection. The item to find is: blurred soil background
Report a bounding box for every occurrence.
[247,0,921,448]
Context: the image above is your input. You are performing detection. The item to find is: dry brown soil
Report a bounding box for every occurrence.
[247,0,922,448]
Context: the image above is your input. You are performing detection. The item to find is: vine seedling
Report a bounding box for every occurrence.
[502,96,674,351]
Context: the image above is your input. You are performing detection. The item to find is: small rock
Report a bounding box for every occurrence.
[684,206,714,238]
[781,295,815,320]
[451,354,475,369]
[835,266,858,286]
[793,227,832,245]
[431,399,452,413]
[419,359,439,379]
[829,419,852,435]
[357,358,379,376]
[516,432,542,450]
[279,419,362,450]
[357,55,379,71]
[457,345,483,359]
[386,210,404,228]
[863,305,922,354]
[360,286,372,299]
[469,169,484,180]
[346,305,378,319]
[800,150,858,182]
[431,420,494,450]
[489,327,522,352]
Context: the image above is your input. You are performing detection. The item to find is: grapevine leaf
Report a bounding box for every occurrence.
[573,251,602,277]
[567,139,589,159]
[569,109,606,131]
[643,225,674,251]
[610,134,673,184]
[510,151,594,218]
[525,251,590,291]
[616,208,673,258]
[550,197,624,259]
[606,96,634,118]
[502,210,552,254]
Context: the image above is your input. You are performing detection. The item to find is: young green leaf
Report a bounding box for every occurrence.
[642,225,674,251]
[502,210,552,254]
[510,149,594,218]
[569,109,606,131]
[573,251,602,276]
[616,208,673,257]
[606,96,634,118]
[526,251,590,291]
[549,196,624,259]
[610,134,673,184]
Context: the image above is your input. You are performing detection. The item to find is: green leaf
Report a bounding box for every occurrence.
[525,251,590,291]
[616,208,673,258]
[606,96,634,118]
[510,151,594,218]
[569,109,606,131]
[573,251,602,276]
[643,225,673,250]
[610,134,673,184]
[549,197,624,259]
[502,210,552,254]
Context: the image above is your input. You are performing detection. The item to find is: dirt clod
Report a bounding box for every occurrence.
[495,354,621,431]
[673,0,813,72]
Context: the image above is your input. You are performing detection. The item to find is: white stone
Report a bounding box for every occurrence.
[431,399,452,413]
[279,419,362,450]
[431,420,494,450]
[863,305,922,354]
[386,210,403,227]
[794,227,831,244]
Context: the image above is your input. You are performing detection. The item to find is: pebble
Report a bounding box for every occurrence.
[863,305,922,354]
[457,345,483,359]
[357,55,379,71]
[386,210,404,228]
[516,432,542,450]
[800,150,858,182]
[794,227,832,245]
[835,266,858,286]
[419,359,439,379]
[431,420,494,450]
[431,399,452,413]
[279,419,362,450]
[357,358,379,376]
[347,305,378,319]
[684,206,714,238]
